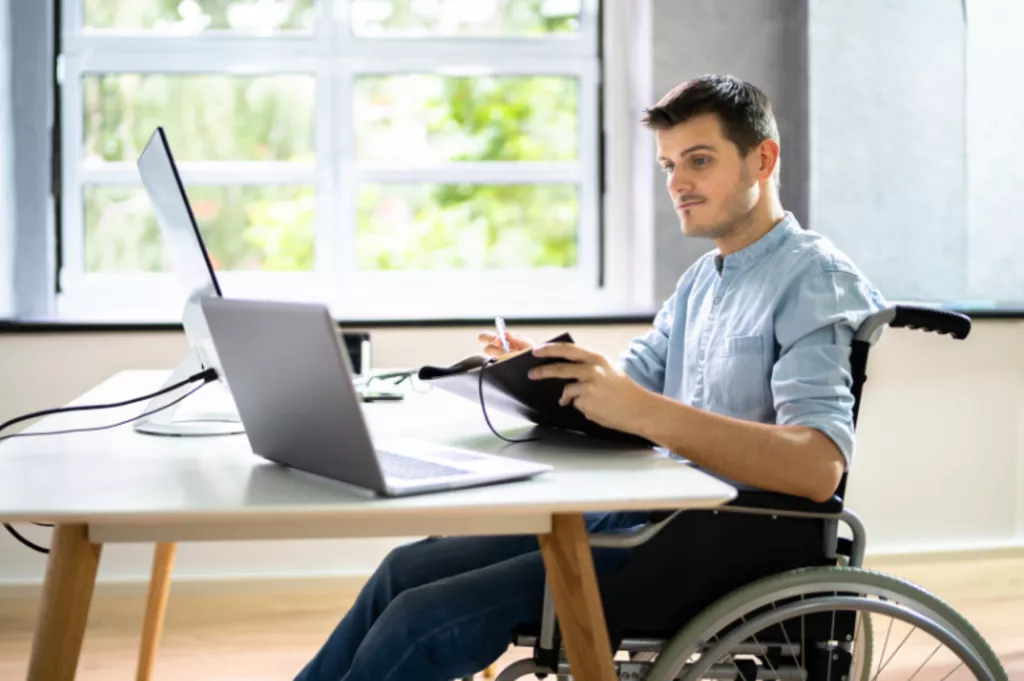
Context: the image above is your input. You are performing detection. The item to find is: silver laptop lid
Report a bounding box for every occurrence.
[199,296,387,493]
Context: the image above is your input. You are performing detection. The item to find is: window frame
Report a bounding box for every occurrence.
[56,0,612,321]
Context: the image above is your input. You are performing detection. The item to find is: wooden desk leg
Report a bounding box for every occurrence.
[27,524,102,681]
[136,542,177,681]
[537,513,617,681]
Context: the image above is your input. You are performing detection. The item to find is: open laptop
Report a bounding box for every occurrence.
[199,296,551,496]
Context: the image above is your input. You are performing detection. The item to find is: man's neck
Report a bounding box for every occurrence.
[715,195,787,257]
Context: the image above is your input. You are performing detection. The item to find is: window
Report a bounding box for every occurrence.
[57,0,605,321]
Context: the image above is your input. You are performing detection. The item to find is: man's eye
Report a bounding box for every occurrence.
[691,156,711,168]
[661,163,674,174]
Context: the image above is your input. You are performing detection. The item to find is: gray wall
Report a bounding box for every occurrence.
[10,0,54,318]
[965,0,1024,302]
[650,0,982,306]
[651,0,809,302]
[0,0,12,316]
[809,0,966,301]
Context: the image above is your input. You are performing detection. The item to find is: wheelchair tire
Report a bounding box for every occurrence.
[643,565,1006,681]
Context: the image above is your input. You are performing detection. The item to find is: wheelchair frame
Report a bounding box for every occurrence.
[472,304,998,681]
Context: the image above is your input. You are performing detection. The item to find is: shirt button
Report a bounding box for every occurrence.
[713,296,723,304]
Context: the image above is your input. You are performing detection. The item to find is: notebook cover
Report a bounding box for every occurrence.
[418,333,654,446]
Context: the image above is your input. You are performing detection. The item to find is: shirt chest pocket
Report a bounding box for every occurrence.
[707,334,771,416]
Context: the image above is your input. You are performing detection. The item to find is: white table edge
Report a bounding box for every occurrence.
[77,491,737,543]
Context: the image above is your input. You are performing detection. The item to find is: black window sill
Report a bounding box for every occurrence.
[0,312,664,333]
[1,304,1021,333]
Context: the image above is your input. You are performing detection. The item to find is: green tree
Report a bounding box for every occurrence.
[82,0,583,274]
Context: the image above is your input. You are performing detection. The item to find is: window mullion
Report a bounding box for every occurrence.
[355,163,581,185]
[313,0,345,296]
[59,54,84,286]
[79,162,316,185]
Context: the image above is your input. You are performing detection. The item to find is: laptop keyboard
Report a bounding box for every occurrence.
[376,450,472,480]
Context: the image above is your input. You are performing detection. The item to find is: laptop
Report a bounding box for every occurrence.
[199,296,552,496]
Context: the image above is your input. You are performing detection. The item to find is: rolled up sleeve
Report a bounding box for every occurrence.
[619,292,676,394]
[772,268,886,467]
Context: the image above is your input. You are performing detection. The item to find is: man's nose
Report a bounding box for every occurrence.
[669,170,693,194]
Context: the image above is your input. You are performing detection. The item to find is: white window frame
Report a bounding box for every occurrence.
[55,0,625,322]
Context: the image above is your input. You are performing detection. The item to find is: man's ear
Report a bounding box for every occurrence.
[756,139,780,181]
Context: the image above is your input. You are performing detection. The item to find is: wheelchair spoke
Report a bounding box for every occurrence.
[872,617,896,681]
[826,591,838,681]
[852,608,862,653]
[721,615,751,681]
[907,641,943,681]
[747,628,780,681]
[937,660,965,681]
[768,599,804,672]
[800,594,806,673]
[872,625,916,680]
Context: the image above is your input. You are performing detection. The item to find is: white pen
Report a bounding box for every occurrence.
[494,316,511,353]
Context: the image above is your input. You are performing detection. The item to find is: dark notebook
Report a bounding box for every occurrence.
[418,333,654,446]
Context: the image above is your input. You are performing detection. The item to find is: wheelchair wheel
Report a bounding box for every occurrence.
[643,566,1005,681]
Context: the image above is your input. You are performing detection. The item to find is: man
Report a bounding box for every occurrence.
[296,74,885,681]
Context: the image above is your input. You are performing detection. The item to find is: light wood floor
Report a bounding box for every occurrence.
[1,553,1022,680]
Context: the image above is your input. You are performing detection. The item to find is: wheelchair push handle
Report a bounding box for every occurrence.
[855,305,972,344]
[890,305,971,340]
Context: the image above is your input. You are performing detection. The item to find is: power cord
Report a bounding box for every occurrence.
[477,359,539,444]
[1,367,219,554]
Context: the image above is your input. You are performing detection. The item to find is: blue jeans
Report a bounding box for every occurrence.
[294,511,649,681]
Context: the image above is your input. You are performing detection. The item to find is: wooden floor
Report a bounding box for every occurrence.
[1,553,1022,680]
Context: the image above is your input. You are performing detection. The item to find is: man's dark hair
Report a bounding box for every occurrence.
[642,74,780,162]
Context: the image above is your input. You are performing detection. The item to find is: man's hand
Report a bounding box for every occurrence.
[478,330,535,360]
[529,343,655,434]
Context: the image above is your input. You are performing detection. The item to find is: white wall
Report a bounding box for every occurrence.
[1,319,1023,586]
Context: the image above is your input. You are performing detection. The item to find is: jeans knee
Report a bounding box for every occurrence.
[376,538,434,595]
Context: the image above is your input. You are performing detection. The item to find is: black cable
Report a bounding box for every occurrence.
[0,379,210,445]
[3,524,49,554]
[0,367,218,437]
[477,359,539,444]
[2,367,218,554]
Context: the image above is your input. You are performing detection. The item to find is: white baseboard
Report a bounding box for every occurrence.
[864,539,1024,565]
[0,572,373,600]
[2,541,1023,602]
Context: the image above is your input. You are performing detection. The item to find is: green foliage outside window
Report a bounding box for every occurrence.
[81,0,582,273]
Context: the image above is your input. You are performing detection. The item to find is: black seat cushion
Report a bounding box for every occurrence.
[596,510,832,648]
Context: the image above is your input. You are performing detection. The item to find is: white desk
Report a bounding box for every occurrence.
[0,370,736,681]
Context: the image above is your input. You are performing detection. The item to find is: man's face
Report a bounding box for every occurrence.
[656,114,762,240]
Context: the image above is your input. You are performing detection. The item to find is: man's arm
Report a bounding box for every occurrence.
[635,399,845,503]
[530,345,844,503]
[618,266,700,393]
[531,267,884,504]
[641,267,884,502]
[616,294,676,393]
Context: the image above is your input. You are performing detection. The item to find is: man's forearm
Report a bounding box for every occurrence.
[634,393,845,503]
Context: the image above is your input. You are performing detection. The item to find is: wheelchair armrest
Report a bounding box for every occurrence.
[687,464,844,516]
[724,483,843,515]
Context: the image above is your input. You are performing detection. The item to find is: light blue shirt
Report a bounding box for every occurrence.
[621,213,886,467]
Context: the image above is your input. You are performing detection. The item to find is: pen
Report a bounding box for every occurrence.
[494,316,511,353]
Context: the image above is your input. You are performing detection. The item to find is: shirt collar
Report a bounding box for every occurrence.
[713,212,801,275]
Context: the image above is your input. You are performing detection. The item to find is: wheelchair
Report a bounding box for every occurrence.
[469,304,1008,681]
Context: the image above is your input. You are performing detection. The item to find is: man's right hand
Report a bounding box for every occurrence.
[478,329,535,360]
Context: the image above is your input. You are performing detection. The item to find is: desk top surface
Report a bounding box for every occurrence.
[0,371,735,526]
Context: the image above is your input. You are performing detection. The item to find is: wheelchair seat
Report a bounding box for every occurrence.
[479,306,1007,681]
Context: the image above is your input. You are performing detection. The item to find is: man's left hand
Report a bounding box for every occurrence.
[529,343,655,434]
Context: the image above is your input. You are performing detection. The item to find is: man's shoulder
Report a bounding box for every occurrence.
[779,227,873,283]
[773,227,888,320]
